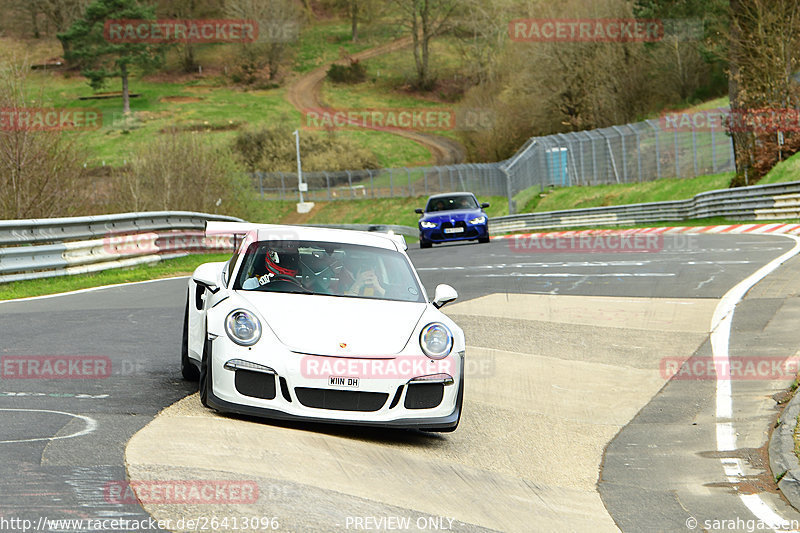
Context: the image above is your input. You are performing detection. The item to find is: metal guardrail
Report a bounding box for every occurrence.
[0,212,244,283]
[0,214,422,284]
[489,180,800,233]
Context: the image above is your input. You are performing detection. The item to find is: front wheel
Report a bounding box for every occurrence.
[478,236,490,244]
[420,240,432,249]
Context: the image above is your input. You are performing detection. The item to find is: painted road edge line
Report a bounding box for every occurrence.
[712,234,800,532]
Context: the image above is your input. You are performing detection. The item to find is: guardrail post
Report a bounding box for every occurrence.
[324,171,331,201]
[280,173,286,200]
[407,167,413,196]
[258,172,264,199]
[389,168,394,197]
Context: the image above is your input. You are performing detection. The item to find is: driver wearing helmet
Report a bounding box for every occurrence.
[242,242,301,289]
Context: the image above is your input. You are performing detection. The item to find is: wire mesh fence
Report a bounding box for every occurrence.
[255,116,736,213]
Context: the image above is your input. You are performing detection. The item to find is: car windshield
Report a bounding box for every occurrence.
[426,195,478,212]
[233,240,424,303]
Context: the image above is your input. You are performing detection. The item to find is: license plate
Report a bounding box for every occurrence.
[329,376,359,389]
[444,227,464,234]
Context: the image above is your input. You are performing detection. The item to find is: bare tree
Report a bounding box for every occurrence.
[154,0,225,72]
[227,0,302,81]
[450,0,510,84]
[727,0,800,184]
[0,61,89,219]
[391,0,458,89]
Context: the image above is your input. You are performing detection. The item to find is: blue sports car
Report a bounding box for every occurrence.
[415,192,490,249]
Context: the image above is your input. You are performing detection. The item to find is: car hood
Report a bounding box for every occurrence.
[421,209,484,223]
[238,292,427,357]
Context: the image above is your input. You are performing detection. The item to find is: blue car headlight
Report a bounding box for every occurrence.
[225,309,262,346]
[469,216,486,225]
[420,323,453,359]
[420,221,438,229]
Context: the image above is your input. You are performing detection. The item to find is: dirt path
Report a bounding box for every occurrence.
[286,37,467,165]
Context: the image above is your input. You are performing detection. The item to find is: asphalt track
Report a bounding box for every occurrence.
[1,234,799,532]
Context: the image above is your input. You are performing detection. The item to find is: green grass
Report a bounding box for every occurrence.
[758,151,800,185]
[518,172,735,213]
[259,195,508,227]
[0,253,231,301]
[293,21,401,74]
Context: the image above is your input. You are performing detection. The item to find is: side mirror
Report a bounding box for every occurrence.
[192,263,221,293]
[480,202,490,209]
[432,284,458,309]
[415,208,424,215]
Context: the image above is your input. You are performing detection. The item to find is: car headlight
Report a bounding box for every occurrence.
[419,323,453,359]
[420,221,438,229]
[469,216,486,225]
[225,309,261,346]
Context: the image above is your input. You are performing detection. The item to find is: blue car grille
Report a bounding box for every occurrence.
[431,220,479,240]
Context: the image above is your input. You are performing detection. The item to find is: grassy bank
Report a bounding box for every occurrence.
[0,254,231,301]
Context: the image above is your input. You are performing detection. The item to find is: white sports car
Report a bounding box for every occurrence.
[181,223,465,432]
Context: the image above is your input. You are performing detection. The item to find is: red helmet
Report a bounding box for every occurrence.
[264,244,299,277]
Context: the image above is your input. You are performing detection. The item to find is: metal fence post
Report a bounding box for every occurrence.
[347,170,353,198]
[691,124,698,177]
[258,172,264,199]
[647,120,661,179]
[612,126,628,182]
[389,168,394,197]
[711,123,717,173]
[673,128,680,178]
[324,172,331,201]
[280,173,286,200]
[367,169,374,198]
[407,167,413,197]
[629,124,642,183]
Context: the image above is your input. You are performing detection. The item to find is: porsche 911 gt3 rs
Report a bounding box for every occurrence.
[181,223,465,431]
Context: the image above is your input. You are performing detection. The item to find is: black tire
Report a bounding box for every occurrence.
[478,236,490,244]
[420,240,432,249]
[181,298,200,381]
[199,334,212,408]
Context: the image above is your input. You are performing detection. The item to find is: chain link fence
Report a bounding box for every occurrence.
[255,116,735,214]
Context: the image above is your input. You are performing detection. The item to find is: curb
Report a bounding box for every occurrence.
[491,222,800,240]
[769,390,800,510]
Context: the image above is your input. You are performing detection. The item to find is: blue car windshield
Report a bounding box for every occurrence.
[233,240,425,303]
[426,195,478,212]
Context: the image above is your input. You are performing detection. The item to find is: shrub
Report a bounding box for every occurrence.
[326,59,367,84]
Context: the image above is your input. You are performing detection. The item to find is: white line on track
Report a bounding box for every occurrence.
[0,408,97,444]
[0,276,188,305]
[711,234,800,532]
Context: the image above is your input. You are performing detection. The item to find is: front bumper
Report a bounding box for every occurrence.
[420,223,488,243]
[206,340,464,431]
